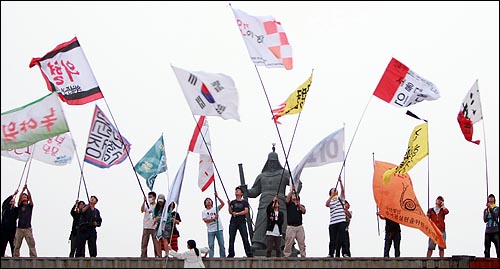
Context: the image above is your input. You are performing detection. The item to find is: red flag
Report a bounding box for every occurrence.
[29,37,103,105]
[457,80,482,145]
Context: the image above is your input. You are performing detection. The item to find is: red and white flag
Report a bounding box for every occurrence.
[1,133,74,166]
[373,58,440,107]
[171,65,240,121]
[231,7,293,70]
[29,37,103,105]
[457,79,482,145]
[188,116,211,154]
[198,154,215,192]
[84,105,131,168]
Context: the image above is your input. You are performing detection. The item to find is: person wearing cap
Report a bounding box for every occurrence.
[483,193,499,258]
[168,239,209,268]
[426,195,449,257]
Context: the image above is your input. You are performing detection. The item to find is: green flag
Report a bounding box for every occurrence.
[134,135,167,191]
[1,92,69,150]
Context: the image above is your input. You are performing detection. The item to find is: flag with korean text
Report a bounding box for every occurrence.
[172,65,240,121]
[383,122,428,184]
[134,135,167,191]
[1,92,69,150]
[157,154,187,240]
[272,73,312,124]
[373,58,440,107]
[373,160,445,248]
[231,7,293,70]
[84,105,131,168]
[188,116,215,191]
[291,127,344,187]
[457,80,482,145]
[1,133,74,166]
[29,37,103,105]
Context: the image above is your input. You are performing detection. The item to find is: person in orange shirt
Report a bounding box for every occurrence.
[426,196,449,257]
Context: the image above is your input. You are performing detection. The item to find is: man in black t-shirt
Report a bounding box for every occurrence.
[283,187,306,257]
[13,185,37,257]
[227,186,253,258]
[377,212,401,257]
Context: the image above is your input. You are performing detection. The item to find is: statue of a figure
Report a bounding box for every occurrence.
[242,145,301,254]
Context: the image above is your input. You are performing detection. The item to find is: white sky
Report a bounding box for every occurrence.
[1,1,498,258]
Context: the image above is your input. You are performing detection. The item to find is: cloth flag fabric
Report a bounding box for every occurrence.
[171,65,240,121]
[373,160,446,249]
[373,58,440,107]
[1,92,69,150]
[188,116,212,154]
[383,122,428,184]
[84,105,131,168]
[188,116,215,191]
[231,7,293,70]
[457,80,482,145]
[1,133,74,166]
[272,73,313,124]
[29,37,103,105]
[157,154,187,240]
[292,127,345,187]
[134,135,167,191]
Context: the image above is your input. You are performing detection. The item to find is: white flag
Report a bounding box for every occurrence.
[172,65,240,121]
[292,127,345,187]
[1,133,74,166]
[198,154,215,192]
[231,7,293,70]
[188,116,211,154]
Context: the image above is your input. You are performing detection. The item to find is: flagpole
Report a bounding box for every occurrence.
[68,131,90,201]
[22,145,36,186]
[15,146,33,192]
[343,122,346,194]
[478,80,489,197]
[373,152,380,237]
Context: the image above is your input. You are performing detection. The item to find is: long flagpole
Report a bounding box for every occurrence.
[477,79,489,197]
[373,152,380,236]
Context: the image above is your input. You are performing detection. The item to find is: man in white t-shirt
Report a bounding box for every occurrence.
[141,191,160,258]
[202,192,226,258]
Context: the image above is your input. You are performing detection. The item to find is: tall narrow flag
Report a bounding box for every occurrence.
[1,92,69,150]
[373,58,440,107]
[157,154,187,239]
[29,37,103,105]
[272,73,313,124]
[231,7,293,70]
[134,135,167,191]
[171,65,240,121]
[292,127,345,187]
[84,105,131,168]
[188,116,211,154]
[383,122,428,184]
[188,116,215,191]
[373,160,445,248]
[1,133,74,166]
[457,80,482,145]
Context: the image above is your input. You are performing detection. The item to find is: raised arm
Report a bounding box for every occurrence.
[25,185,34,207]
[216,192,225,211]
[141,196,147,213]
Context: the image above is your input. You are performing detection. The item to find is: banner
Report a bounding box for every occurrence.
[134,135,167,191]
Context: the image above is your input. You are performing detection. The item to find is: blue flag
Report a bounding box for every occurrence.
[134,135,167,191]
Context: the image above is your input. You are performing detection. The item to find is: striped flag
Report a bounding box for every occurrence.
[373,58,440,107]
[188,116,214,191]
[29,37,103,105]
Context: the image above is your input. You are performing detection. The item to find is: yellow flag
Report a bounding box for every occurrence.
[272,74,312,123]
[383,122,428,184]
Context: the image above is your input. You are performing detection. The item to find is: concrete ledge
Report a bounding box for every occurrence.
[2,256,497,268]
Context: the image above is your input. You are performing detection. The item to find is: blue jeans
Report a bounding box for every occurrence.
[228,221,253,257]
[208,230,226,258]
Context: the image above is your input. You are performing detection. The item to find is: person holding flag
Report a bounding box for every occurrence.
[426,196,449,257]
[483,194,499,258]
[202,192,226,258]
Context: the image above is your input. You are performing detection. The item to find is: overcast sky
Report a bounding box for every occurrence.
[1,1,499,258]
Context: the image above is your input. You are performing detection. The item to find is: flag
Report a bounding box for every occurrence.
[1,92,69,150]
[157,154,187,239]
[198,154,215,192]
[291,127,344,187]
[171,65,240,121]
[457,80,482,145]
[373,58,440,107]
[231,7,293,70]
[1,133,74,166]
[84,105,131,168]
[29,37,103,105]
[383,122,428,184]
[188,116,211,154]
[373,160,446,249]
[272,73,312,124]
[188,116,214,191]
[134,135,167,191]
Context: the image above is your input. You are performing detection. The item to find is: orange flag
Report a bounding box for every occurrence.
[373,160,445,249]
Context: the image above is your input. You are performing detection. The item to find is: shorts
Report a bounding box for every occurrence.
[428,230,446,250]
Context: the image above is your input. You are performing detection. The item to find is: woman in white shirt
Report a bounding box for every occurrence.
[169,239,209,268]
